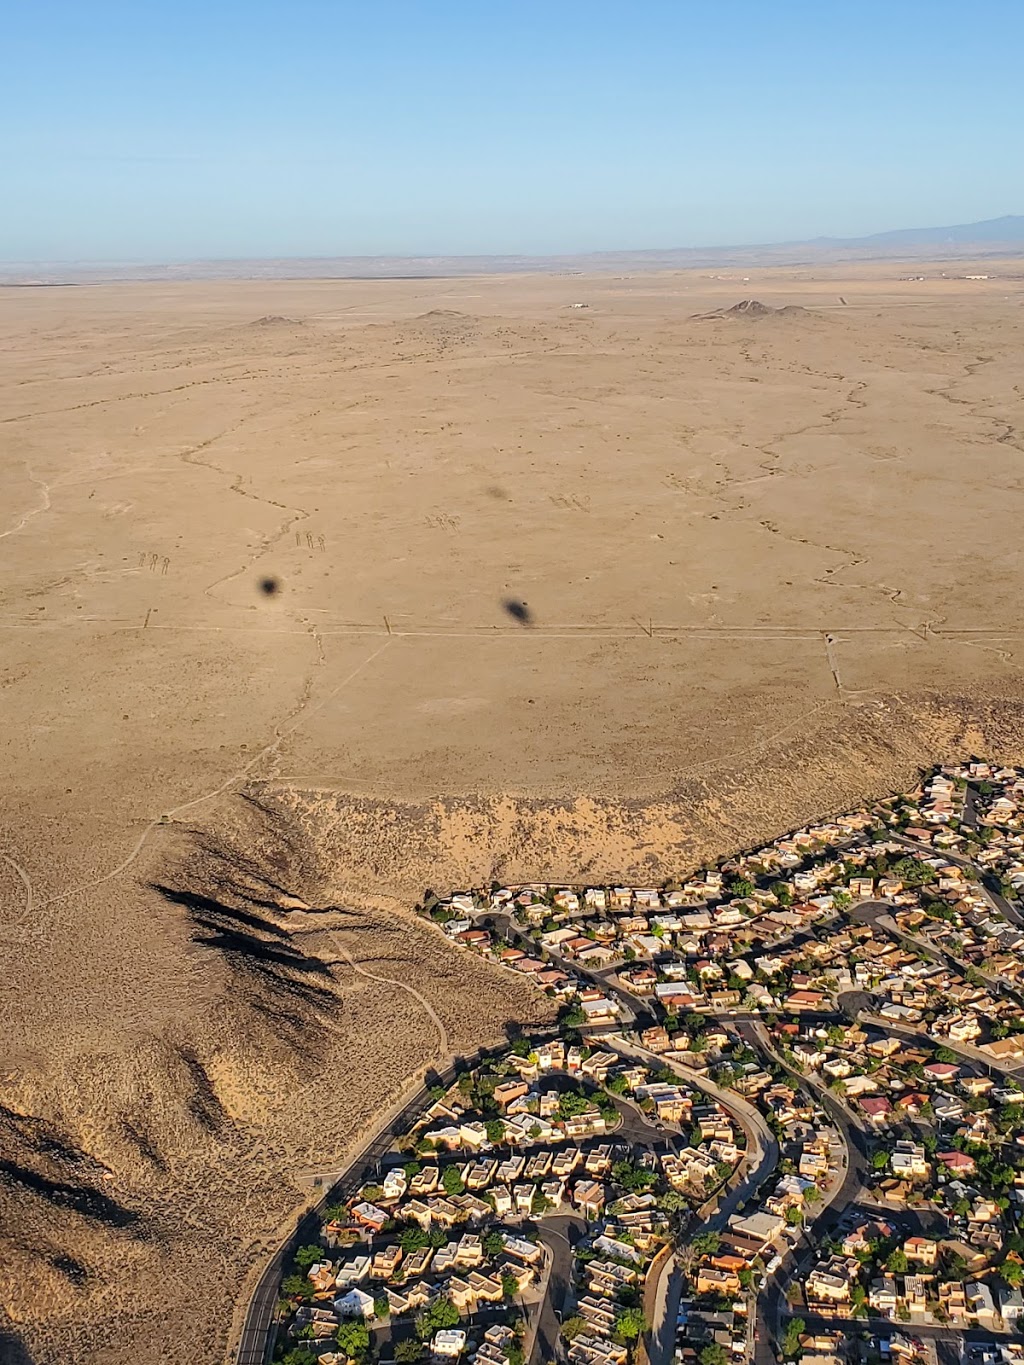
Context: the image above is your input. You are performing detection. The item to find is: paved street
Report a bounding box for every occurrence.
[646,1251,682,1365]
[532,1215,587,1365]
[888,823,1024,929]
[240,858,1024,1365]
[235,1038,548,1364]
[849,899,1024,1012]
[736,1019,868,1365]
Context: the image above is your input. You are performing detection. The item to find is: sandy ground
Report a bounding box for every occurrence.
[2,262,1024,1363]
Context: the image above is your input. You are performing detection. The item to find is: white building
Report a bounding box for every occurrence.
[333,1287,375,1318]
[433,1328,468,1357]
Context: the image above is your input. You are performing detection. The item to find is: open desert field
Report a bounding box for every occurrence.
[2,262,1024,1363]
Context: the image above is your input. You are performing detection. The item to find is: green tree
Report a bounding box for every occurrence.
[419,1297,460,1335]
[781,1317,806,1358]
[441,1165,465,1196]
[400,1226,429,1253]
[374,1294,390,1319]
[772,881,793,905]
[612,1159,657,1191]
[659,1189,688,1212]
[336,1319,371,1360]
[945,1252,968,1278]
[730,878,756,899]
[561,1315,587,1342]
[700,1346,729,1365]
[395,1342,424,1363]
[690,1231,721,1257]
[871,1149,889,1171]
[786,1206,803,1226]
[502,1272,520,1299]
[281,1274,311,1299]
[891,857,936,887]
[559,1090,591,1118]
[614,1306,647,1342]
[935,1046,957,1063]
[484,1229,506,1257]
[294,1244,324,1271]
[485,1118,506,1143]
[887,1250,908,1274]
[281,1351,318,1365]
[1002,1260,1024,1287]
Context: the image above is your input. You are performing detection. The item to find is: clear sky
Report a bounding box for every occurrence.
[4,0,1022,262]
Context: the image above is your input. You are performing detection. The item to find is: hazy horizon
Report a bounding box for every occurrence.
[5,0,1023,262]
[3,213,1024,285]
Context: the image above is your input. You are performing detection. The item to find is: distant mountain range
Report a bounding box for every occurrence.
[3,216,1023,284]
[810,214,1024,248]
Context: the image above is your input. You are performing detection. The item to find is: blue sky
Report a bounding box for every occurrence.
[4,0,1022,262]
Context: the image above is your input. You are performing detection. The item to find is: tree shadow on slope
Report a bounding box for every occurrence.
[0,1329,35,1365]
[151,883,338,1001]
[0,1105,149,1240]
[148,807,343,1053]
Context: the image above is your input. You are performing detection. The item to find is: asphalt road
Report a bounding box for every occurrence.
[851,1008,1024,1081]
[877,836,1024,959]
[797,1313,1024,1345]
[606,1034,780,1205]
[533,1214,587,1365]
[737,1020,868,1365]
[646,1251,683,1365]
[607,1033,781,1365]
[235,1080,436,1365]
[848,899,1024,1014]
[234,1034,554,1364]
[486,910,646,1028]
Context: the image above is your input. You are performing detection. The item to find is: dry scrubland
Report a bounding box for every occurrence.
[2,263,1024,1363]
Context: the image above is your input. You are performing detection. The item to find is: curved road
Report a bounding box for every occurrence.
[235,1073,440,1365]
[233,1032,568,1365]
[533,1215,588,1365]
[606,1034,781,1365]
[740,1020,868,1365]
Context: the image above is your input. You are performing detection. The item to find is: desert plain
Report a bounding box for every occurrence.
[2,261,1024,1364]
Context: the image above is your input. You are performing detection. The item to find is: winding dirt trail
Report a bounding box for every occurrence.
[0,853,34,939]
[326,929,450,1058]
[34,638,392,915]
[0,463,51,542]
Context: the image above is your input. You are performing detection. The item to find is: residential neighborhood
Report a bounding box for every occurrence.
[252,764,1024,1365]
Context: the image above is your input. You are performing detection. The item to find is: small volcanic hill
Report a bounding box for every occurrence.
[249,315,305,327]
[692,299,808,320]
